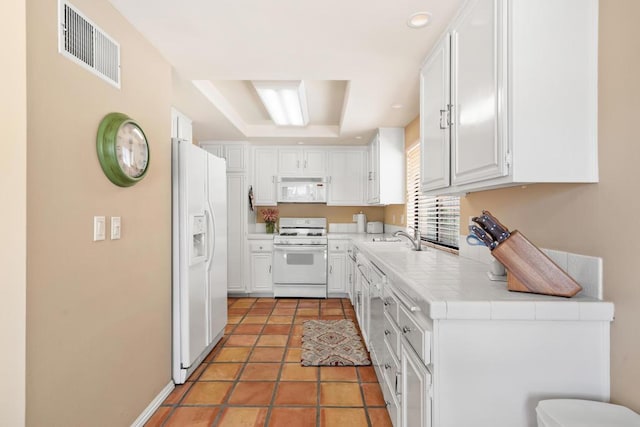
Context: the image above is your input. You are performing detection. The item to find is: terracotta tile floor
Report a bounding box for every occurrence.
[146,297,393,427]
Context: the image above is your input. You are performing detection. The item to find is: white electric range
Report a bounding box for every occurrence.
[272,218,328,298]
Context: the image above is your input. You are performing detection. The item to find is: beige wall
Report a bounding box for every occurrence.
[26,1,172,425]
[461,0,640,411]
[256,205,385,224]
[0,0,27,425]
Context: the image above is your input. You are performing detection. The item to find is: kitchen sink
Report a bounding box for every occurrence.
[371,237,403,242]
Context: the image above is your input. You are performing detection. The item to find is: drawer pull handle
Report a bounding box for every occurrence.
[384,330,391,336]
[402,326,411,334]
[395,372,402,396]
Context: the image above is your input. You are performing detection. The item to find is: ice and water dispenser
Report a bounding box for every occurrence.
[190,214,207,264]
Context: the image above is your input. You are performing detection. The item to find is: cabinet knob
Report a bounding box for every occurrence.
[402,326,411,334]
[383,300,390,307]
[384,363,391,370]
[384,330,391,336]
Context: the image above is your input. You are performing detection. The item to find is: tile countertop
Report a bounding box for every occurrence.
[354,241,614,322]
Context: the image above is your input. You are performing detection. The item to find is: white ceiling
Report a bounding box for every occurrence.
[109,0,465,144]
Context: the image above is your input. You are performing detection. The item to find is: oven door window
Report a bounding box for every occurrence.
[286,253,314,265]
[273,246,327,284]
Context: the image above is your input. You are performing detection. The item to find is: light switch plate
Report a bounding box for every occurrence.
[111,216,121,240]
[93,216,106,241]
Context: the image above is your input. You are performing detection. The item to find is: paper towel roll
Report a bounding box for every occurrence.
[356,213,366,233]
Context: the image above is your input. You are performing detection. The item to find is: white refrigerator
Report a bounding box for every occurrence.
[172,138,227,384]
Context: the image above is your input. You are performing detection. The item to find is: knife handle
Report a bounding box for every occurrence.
[473,215,510,243]
[482,210,510,233]
[469,225,497,250]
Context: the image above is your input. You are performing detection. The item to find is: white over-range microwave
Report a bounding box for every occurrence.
[277,177,327,203]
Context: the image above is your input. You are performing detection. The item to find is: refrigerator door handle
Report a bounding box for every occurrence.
[204,208,216,266]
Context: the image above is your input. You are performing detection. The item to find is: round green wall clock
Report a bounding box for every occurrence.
[96,112,150,187]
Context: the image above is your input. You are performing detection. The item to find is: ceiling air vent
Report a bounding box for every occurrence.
[58,0,120,88]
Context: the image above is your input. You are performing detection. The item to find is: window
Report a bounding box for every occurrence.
[406,143,460,250]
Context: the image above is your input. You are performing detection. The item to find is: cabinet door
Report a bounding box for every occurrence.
[328,151,365,205]
[420,35,451,192]
[224,145,246,173]
[278,148,301,176]
[226,175,246,292]
[303,149,328,176]
[354,268,362,325]
[401,345,432,427]
[367,135,380,204]
[360,276,371,348]
[450,0,507,185]
[254,147,278,205]
[250,253,273,292]
[328,254,346,293]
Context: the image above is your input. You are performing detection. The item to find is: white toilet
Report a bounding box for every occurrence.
[537,399,640,427]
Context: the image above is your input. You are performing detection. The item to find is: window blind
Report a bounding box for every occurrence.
[406,144,460,250]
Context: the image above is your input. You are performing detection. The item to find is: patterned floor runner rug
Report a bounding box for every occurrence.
[301,319,371,366]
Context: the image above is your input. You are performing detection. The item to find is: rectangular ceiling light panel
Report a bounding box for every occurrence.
[252,81,309,126]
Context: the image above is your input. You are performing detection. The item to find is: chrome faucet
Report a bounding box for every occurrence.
[393,228,422,251]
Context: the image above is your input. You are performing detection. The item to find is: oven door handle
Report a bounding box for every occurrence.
[273,245,327,252]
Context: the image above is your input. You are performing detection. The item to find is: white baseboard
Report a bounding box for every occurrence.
[130,381,174,427]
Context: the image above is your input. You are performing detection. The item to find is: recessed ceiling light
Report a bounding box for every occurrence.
[297,141,305,145]
[391,104,403,109]
[408,12,432,29]
[355,136,363,140]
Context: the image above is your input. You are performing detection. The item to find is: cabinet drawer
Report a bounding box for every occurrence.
[398,305,431,365]
[383,285,399,324]
[382,339,402,404]
[329,241,348,253]
[383,311,400,361]
[249,241,273,253]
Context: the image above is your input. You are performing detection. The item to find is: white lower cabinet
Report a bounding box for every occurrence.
[328,254,345,294]
[352,245,611,427]
[249,240,273,293]
[401,344,432,427]
[328,240,349,295]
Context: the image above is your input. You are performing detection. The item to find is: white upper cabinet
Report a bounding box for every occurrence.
[450,0,506,186]
[328,149,366,206]
[200,142,247,173]
[253,147,278,206]
[421,0,599,195]
[420,35,451,192]
[367,128,405,205]
[278,147,328,176]
[171,108,192,144]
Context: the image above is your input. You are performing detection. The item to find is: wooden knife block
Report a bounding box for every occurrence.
[491,230,582,297]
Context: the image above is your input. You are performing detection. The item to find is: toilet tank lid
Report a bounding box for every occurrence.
[537,399,640,427]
